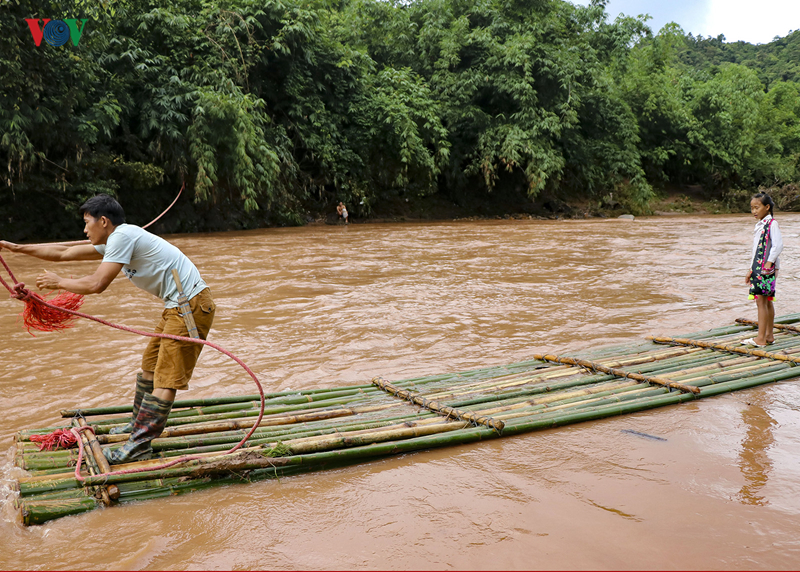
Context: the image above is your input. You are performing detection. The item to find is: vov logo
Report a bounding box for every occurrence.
[25,19,89,47]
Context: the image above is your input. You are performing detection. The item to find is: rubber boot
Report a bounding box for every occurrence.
[109,373,154,435]
[103,393,173,465]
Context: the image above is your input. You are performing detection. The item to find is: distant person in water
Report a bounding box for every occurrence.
[0,194,215,464]
[337,202,349,224]
[743,192,783,347]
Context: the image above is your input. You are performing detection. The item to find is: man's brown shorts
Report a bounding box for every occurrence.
[141,288,215,390]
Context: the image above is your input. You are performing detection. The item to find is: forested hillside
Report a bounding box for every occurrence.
[2,0,799,238]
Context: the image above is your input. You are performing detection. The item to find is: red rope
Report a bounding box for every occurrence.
[48,182,184,247]
[30,428,78,451]
[1,252,266,481]
[140,182,184,232]
[0,252,84,333]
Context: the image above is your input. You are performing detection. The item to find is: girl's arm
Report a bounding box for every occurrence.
[767,220,784,264]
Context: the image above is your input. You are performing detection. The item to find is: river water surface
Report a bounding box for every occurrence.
[1,215,800,570]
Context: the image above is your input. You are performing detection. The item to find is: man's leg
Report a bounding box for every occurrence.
[108,373,154,434]
[103,392,174,464]
[104,290,214,465]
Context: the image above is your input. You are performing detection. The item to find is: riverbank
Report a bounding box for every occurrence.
[315,185,741,225]
[0,183,774,242]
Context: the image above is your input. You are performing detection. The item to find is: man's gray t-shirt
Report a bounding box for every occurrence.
[94,224,207,308]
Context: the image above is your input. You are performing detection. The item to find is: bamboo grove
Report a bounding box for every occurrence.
[2,0,800,239]
[12,314,800,525]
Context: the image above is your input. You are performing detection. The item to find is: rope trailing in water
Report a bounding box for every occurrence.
[371,376,505,432]
[735,318,800,334]
[648,336,800,365]
[0,252,266,481]
[532,353,701,394]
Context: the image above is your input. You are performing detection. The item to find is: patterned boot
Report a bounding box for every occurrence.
[109,373,154,435]
[103,393,173,465]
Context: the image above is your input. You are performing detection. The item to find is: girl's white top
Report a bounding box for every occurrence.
[751,214,783,269]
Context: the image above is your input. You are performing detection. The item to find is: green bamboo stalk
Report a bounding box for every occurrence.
[447,373,616,407]
[19,495,99,526]
[59,385,379,417]
[15,426,74,443]
[154,412,439,454]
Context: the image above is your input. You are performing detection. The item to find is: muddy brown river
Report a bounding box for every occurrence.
[1,215,799,569]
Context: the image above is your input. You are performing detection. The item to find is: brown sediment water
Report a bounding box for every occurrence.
[1,214,800,569]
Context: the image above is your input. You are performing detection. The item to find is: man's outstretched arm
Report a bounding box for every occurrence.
[0,241,102,262]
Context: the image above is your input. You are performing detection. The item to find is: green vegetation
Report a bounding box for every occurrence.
[2,0,799,238]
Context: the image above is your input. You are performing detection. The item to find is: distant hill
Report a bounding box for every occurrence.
[677,29,800,86]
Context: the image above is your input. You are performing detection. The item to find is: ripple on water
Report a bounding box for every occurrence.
[2,216,800,568]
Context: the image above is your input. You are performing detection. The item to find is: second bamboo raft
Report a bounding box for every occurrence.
[11,314,800,525]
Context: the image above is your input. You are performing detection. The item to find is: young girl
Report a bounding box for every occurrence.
[744,192,783,347]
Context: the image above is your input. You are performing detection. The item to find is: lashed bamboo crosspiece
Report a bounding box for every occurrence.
[735,318,800,334]
[531,354,701,394]
[75,417,119,502]
[371,376,506,432]
[649,336,800,364]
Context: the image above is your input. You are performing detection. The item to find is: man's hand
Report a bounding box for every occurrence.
[0,240,19,252]
[37,271,63,291]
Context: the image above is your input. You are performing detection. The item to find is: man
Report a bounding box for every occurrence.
[0,194,215,464]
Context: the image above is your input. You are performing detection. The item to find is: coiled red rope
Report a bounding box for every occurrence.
[29,428,78,450]
[1,252,266,482]
[0,254,85,334]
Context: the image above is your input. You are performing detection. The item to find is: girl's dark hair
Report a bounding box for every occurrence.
[79,194,126,225]
[753,192,775,216]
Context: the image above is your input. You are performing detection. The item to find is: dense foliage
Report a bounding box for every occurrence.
[1,0,799,238]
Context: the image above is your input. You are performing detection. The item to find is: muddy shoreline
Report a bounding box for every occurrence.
[315,186,737,226]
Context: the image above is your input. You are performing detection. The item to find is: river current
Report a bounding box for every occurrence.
[1,214,799,569]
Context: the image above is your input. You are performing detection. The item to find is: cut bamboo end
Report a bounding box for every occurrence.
[19,494,99,526]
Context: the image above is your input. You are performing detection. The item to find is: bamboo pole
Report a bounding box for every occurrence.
[77,418,120,502]
[649,336,800,364]
[97,403,402,443]
[372,376,505,431]
[69,420,116,507]
[532,353,701,394]
[19,495,99,526]
[60,385,378,417]
[735,318,800,334]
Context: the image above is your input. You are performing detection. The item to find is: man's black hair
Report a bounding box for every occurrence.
[79,194,126,226]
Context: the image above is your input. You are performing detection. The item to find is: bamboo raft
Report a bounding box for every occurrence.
[11,314,800,525]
